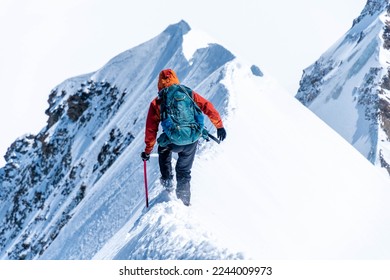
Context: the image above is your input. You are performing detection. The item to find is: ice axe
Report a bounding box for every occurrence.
[203,129,221,144]
[143,160,149,208]
[208,133,221,144]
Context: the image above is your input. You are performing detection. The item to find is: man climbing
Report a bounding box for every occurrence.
[141,69,226,206]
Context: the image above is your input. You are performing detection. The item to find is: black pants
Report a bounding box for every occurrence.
[158,141,198,205]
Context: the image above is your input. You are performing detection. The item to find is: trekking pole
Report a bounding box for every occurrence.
[143,160,149,208]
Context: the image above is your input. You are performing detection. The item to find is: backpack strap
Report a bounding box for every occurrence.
[159,87,172,121]
[179,85,202,113]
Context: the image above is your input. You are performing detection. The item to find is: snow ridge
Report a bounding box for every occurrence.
[104,190,242,260]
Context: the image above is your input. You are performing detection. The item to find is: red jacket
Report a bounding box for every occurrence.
[144,91,224,154]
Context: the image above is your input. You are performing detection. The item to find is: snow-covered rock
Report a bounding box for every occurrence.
[296,0,390,175]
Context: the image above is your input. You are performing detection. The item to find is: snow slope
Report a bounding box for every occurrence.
[192,62,390,259]
[91,61,390,260]
[296,0,390,175]
[2,20,390,260]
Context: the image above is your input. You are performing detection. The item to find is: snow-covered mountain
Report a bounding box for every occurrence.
[1,20,390,260]
[296,0,390,175]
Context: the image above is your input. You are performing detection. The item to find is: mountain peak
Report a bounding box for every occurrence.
[163,20,191,36]
[352,0,388,26]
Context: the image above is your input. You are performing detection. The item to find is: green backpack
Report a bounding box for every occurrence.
[157,84,205,146]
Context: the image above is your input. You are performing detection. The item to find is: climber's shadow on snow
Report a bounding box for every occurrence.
[148,190,174,208]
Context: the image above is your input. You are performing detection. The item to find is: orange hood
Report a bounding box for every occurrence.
[157,69,180,91]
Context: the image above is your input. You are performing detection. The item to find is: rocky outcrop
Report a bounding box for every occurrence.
[353,0,388,26]
[295,1,390,175]
[0,79,132,259]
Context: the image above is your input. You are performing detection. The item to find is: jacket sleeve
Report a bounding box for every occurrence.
[193,92,224,129]
[144,99,160,154]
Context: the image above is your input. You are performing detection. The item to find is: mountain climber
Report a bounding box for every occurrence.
[141,69,226,206]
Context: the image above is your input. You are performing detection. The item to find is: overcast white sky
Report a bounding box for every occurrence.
[0,0,367,166]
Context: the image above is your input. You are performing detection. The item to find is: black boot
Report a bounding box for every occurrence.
[176,181,191,206]
[160,177,174,192]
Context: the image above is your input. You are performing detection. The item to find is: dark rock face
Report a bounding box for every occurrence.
[0,79,132,259]
[296,60,336,106]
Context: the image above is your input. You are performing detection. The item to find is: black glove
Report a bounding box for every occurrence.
[217,127,227,141]
[141,152,150,161]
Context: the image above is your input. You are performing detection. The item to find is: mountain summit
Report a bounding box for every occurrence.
[296,0,390,174]
[1,20,390,260]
